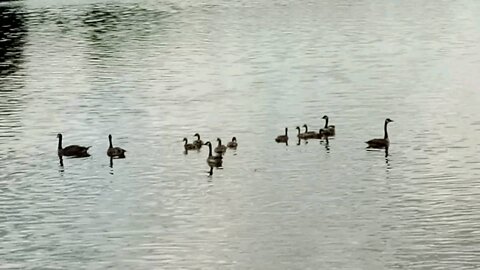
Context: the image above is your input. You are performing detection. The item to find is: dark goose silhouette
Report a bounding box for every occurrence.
[57,133,90,157]
[215,138,227,154]
[183,137,198,150]
[321,115,335,136]
[227,137,238,148]
[275,127,288,143]
[107,134,126,158]
[193,133,203,149]
[204,141,223,167]
[366,118,393,149]
[302,124,317,138]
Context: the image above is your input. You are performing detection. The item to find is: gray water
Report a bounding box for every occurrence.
[1,0,480,269]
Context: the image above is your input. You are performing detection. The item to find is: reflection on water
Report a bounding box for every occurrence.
[1,0,480,269]
[0,2,26,76]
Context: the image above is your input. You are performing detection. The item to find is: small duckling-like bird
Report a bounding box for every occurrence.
[302,124,317,139]
[215,138,227,154]
[275,127,288,143]
[227,137,238,148]
[321,115,335,135]
[107,134,126,158]
[183,137,197,150]
[57,133,91,157]
[204,141,223,167]
[366,118,393,149]
[296,126,308,139]
[193,133,203,149]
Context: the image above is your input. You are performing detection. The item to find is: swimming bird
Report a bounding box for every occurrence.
[183,137,197,150]
[275,127,288,143]
[57,133,90,157]
[193,133,203,149]
[296,126,308,139]
[321,115,335,136]
[107,134,126,158]
[366,118,393,149]
[227,137,238,148]
[204,141,223,166]
[215,138,227,154]
[302,124,317,138]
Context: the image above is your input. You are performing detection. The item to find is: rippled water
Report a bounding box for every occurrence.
[1,0,480,269]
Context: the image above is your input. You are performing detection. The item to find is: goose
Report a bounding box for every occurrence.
[193,133,203,148]
[366,118,393,149]
[275,127,288,143]
[204,141,223,166]
[57,133,90,157]
[227,137,238,148]
[296,126,308,139]
[302,124,317,138]
[107,134,126,158]
[321,115,335,136]
[183,137,197,150]
[215,138,227,154]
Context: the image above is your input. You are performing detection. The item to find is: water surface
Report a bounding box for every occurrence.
[1,0,480,269]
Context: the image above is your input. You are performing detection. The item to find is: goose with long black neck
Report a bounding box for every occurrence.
[183,138,197,150]
[215,138,227,154]
[204,141,223,167]
[57,133,91,157]
[193,133,203,149]
[107,134,126,158]
[321,115,335,136]
[366,118,393,149]
[302,124,317,138]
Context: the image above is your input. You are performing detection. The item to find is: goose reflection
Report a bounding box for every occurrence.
[58,154,64,167]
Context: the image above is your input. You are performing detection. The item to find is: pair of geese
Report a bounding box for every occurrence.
[183,133,238,167]
[57,133,126,158]
[275,116,394,149]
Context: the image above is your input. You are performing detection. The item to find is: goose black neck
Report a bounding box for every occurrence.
[207,143,213,157]
[324,117,329,128]
[109,136,113,148]
[217,139,222,146]
[384,121,389,139]
[304,125,308,133]
[285,128,288,136]
[58,135,62,149]
[296,128,300,135]
[195,134,200,140]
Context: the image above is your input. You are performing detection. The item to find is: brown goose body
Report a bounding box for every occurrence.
[321,115,335,136]
[302,124,317,139]
[204,141,223,167]
[366,118,393,149]
[215,138,227,154]
[275,127,288,143]
[57,133,90,157]
[107,134,126,158]
[193,133,203,149]
[227,137,238,148]
[296,126,308,139]
[183,138,198,150]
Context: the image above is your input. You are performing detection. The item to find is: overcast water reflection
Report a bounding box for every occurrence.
[1,0,480,269]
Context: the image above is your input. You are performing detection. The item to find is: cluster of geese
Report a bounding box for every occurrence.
[183,133,238,167]
[274,116,394,149]
[56,115,394,170]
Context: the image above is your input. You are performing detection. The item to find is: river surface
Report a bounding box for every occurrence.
[1,0,480,269]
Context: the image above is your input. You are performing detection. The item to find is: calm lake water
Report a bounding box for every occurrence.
[1,0,480,269]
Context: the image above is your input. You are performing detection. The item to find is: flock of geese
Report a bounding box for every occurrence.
[56,115,394,170]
